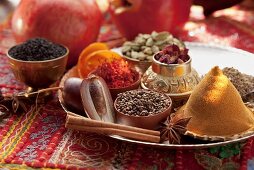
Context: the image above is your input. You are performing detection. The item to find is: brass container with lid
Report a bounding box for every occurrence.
[141,55,201,103]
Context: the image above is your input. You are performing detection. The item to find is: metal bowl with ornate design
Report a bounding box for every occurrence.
[141,55,201,104]
[7,46,69,90]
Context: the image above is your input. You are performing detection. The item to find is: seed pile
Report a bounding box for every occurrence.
[8,38,67,61]
[115,90,171,116]
[121,31,185,61]
[222,67,254,100]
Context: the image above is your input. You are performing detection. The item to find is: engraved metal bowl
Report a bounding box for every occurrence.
[141,55,201,102]
[7,45,69,89]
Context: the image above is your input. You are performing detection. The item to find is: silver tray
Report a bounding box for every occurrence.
[58,42,254,149]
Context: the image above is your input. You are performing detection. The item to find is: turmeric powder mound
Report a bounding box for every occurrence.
[175,66,254,139]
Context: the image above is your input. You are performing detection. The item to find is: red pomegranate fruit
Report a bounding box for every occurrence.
[11,0,103,67]
[109,0,192,40]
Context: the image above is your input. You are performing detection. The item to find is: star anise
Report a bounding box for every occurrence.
[159,114,192,144]
[0,86,61,121]
[0,91,30,118]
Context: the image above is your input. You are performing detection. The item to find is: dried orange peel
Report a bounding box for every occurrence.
[78,42,109,77]
[79,42,109,59]
[78,49,122,78]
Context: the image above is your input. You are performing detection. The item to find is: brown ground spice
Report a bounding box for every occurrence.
[222,67,254,101]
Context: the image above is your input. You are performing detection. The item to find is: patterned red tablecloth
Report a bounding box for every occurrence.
[0,5,254,170]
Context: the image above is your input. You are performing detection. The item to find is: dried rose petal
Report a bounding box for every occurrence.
[155,52,163,60]
[159,56,167,63]
[164,44,180,54]
[179,55,189,62]
[177,58,184,64]
[181,48,189,56]
[155,44,189,64]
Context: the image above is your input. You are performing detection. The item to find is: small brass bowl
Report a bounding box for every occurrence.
[121,55,152,74]
[141,54,201,103]
[7,45,69,89]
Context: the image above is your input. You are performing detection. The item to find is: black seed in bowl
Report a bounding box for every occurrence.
[8,38,67,61]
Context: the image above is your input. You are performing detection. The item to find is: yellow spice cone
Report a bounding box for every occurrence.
[175,66,254,138]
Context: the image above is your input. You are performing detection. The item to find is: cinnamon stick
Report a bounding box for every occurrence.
[67,124,160,143]
[66,114,160,136]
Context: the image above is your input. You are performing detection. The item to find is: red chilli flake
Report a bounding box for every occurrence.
[94,59,139,88]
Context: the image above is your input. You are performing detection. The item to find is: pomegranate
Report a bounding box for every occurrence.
[109,0,192,40]
[11,0,103,67]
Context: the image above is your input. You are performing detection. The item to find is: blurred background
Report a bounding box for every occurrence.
[0,0,18,22]
[1,0,254,67]
[1,0,254,24]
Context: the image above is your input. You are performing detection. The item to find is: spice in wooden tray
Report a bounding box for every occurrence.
[93,59,139,89]
[8,38,67,61]
[115,90,171,116]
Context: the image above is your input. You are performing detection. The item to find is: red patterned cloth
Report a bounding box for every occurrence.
[0,5,254,170]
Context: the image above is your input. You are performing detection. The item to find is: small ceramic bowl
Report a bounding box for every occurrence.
[7,45,69,89]
[114,89,172,130]
[141,54,201,103]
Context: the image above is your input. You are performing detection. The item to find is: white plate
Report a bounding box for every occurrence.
[185,42,254,76]
[60,42,254,149]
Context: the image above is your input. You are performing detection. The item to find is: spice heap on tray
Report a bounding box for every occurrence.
[121,31,185,61]
[222,67,254,102]
[8,38,67,61]
[175,66,254,141]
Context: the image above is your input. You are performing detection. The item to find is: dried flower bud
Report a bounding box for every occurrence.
[155,44,190,64]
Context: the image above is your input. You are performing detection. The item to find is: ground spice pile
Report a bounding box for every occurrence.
[222,67,254,100]
[115,90,171,116]
[93,59,139,89]
[8,38,67,61]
